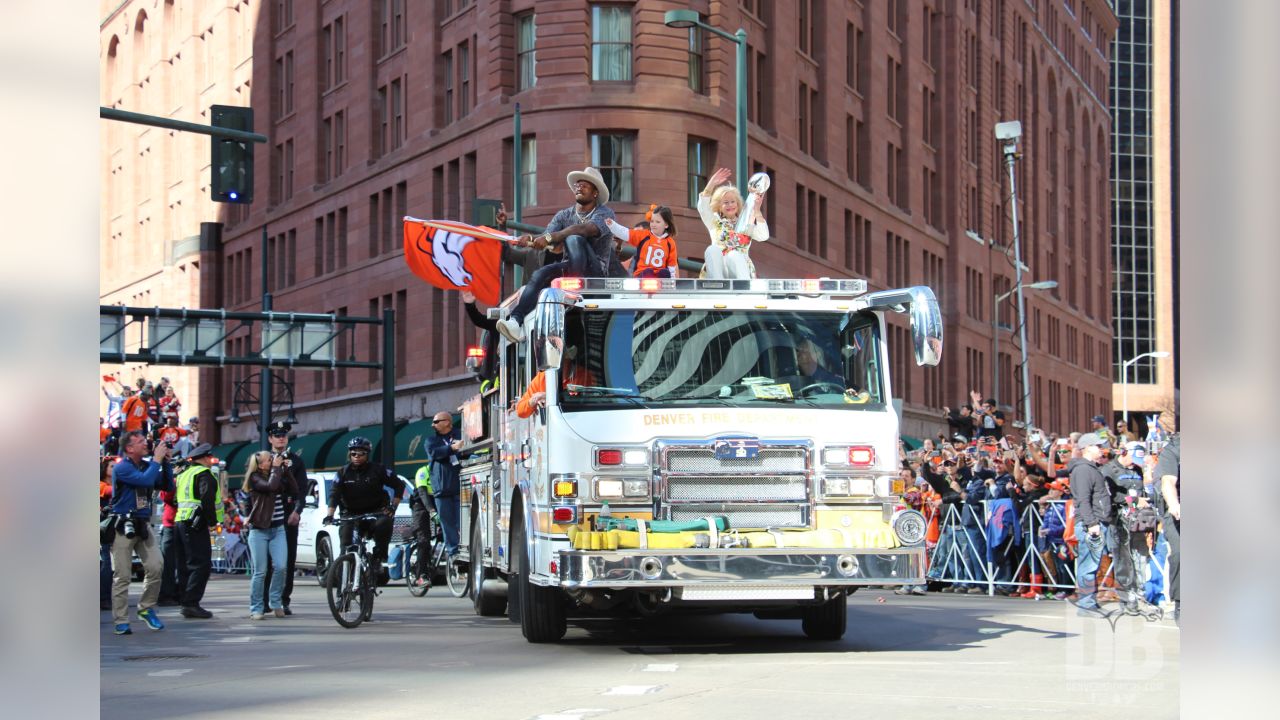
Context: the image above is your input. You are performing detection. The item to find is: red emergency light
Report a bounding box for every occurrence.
[848,446,876,466]
[639,278,661,293]
[553,277,585,291]
[466,346,485,359]
[595,448,623,466]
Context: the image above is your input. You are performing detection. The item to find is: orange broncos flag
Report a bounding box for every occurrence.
[403,217,508,306]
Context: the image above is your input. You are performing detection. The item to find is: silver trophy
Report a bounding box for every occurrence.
[734,172,772,234]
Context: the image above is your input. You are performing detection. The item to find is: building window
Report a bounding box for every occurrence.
[274,0,294,34]
[377,0,405,58]
[797,0,814,57]
[686,21,706,93]
[322,16,346,89]
[591,5,632,82]
[442,50,454,125]
[376,85,389,156]
[687,138,714,207]
[516,13,537,91]
[391,76,405,150]
[284,139,294,200]
[590,132,634,203]
[519,136,537,206]
[459,41,471,117]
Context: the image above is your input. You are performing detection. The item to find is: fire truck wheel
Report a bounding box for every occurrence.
[472,517,506,617]
[800,591,848,641]
[513,513,566,643]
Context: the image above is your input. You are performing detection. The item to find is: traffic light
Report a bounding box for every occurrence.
[211,105,254,204]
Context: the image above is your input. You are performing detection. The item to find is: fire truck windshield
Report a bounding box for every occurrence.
[557,309,885,410]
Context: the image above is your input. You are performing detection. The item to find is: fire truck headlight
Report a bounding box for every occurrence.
[622,449,648,466]
[623,478,649,498]
[822,448,848,466]
[848,478,874,496]
[594,479,624,499]
[823,477,850,496]
[892,509,927,546]
[553,480,578,498]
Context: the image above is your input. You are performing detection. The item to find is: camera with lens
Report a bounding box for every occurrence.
[121,513,138,539]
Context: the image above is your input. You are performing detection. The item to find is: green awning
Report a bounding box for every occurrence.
[900,434,924,451]
[321,422,406,471]
[393,418,437,478]
[282,429,345,473]
[208,440,251,477]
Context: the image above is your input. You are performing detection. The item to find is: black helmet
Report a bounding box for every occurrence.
[347,436,372,452]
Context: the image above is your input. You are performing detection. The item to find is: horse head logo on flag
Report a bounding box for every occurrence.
[403,217,507,306]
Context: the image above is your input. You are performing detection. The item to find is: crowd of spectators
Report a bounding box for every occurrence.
[901,390,1179,619]
[100,374,199,459]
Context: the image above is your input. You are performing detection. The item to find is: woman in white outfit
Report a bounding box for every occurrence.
[696,167,769,279]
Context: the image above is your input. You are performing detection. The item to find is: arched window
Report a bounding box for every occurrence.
[105,35,120,100]
[133,10,148,77]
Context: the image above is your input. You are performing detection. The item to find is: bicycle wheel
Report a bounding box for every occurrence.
[405,542,430,597]
[430,540,448,585]
[326,553,367,629]
[446,553,468,598]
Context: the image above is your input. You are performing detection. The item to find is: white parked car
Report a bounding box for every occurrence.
[295,471,415,584]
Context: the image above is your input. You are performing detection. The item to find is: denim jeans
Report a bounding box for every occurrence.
[957,525,988,587]
[1074,520,1110,608]
[928,526,956,580]
[435,494,461,556]
[248,526,287,614]
[510,235,599,323]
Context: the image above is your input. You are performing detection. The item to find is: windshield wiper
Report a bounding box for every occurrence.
[564,385,653,405]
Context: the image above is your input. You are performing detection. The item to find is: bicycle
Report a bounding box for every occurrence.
[324,512,387,628]
[404,512,467,598]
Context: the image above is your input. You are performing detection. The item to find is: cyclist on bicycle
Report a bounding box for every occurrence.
[323,437,406,577]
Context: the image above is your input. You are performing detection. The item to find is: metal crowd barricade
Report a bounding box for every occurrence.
[925,499,1077,596]
[211,529,250,574]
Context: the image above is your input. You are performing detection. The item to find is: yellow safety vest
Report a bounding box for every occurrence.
[415,465,433,493]
[175,466,222,524]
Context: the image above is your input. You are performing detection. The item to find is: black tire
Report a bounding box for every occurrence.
[406,543,429,597]
[447,554,468,598]
[325,553,368,629]
[315,535,333,588]
[471,518,507,616]
[513,512,566,643]
[800,592,848,641]
[360,562,376,622]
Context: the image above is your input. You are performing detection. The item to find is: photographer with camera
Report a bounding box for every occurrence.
[1100,441,1159,614]
[265,421,308,616]
[106,429,175,635]
[1067,433,1113,616]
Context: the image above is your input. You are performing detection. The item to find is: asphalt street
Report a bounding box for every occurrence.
[101,574,1179,719]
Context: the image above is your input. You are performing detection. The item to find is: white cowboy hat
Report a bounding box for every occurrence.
[565,166,610,206]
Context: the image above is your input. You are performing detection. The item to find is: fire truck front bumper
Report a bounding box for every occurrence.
[555,547,925,591]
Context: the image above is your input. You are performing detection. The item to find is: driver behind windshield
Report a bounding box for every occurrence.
[791,336,843,389]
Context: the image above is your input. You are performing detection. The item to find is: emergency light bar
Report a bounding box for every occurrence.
[550,277,868,295]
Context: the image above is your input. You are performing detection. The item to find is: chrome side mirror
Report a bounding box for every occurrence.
[908,286,943,367]
[530,287,572,372]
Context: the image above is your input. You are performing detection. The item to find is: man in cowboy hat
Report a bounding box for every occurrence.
[174,443,221,619]
[496,167,622,343]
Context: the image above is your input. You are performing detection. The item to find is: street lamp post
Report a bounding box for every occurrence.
[229,370,298,448]
[993,280,1057,414]
[995,120,1037,428]
[1122,351,1171,424]
[665,10,748,196]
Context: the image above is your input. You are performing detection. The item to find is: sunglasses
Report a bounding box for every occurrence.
[348,450,369,456]
[432,419,449,425]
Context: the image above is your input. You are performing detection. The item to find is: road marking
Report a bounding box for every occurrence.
[1003,613,1065,620]
[266,665,313,670]
[230,625,256,630]
[147,669,192,677]
[219,636,254,643]
[532,710,608,720]
[603,685,663,696]
[643,663,679,672]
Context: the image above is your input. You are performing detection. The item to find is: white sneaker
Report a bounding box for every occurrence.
[496,318,526,343]
[250,612,265,620]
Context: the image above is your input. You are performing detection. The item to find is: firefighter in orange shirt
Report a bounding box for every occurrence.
[515,346,597,419]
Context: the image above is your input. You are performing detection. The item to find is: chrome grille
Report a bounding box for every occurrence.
[670,504,806,529]
[658,442,811,529]
[663,447,807,474]
[667,476,807,502]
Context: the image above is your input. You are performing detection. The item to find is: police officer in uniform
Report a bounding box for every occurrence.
[266,420,308,615]
[323,437,406,578]
[174,443,220,619]
[409,464,436,586]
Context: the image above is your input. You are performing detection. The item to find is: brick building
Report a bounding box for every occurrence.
[101,0,1116,449]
